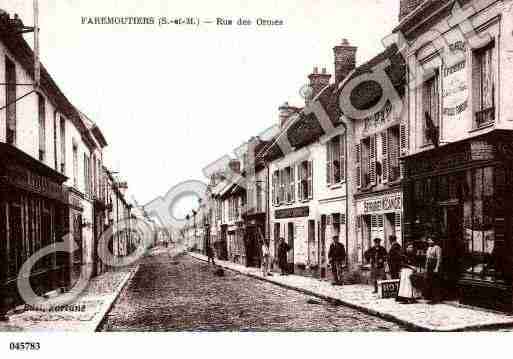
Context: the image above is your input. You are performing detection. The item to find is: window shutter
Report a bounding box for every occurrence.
[308,161,313,199]
[290,167,295,202]
[356,144,361,189]
[326,142,332,185]
[400,123,408,154]
[297,164,302,201]
[370,135,377,186]
[340,136,346,182]
[279,169,284,204]
[382,131,388,184]
[272,172,276,206]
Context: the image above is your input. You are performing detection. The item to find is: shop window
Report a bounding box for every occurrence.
[423,71,440,145]
[5,56,16,145]
[461,166,511,282]
[473,42,495,128]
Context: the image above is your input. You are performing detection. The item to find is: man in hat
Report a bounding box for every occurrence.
[365,238,388,293]
[328,236,346,285]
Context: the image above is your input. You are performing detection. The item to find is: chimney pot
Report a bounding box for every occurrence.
[322,67,327,74]
[313,66,318,74]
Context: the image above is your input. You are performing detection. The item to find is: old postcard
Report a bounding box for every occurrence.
[0,0,513,356]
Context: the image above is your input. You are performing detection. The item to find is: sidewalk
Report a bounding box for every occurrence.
[189,252,513,331]
[0,265,138,332]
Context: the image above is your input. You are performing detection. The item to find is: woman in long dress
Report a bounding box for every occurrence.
[397,244,421,303]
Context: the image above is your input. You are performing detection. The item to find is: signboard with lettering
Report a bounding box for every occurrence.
[275,206,310,219]
[442,41,469,141]
[359,193,402,215]
[363,100,394,134]
[378,279,400,299]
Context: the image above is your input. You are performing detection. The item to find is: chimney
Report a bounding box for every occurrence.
[399,0,425,21]
[333,38,357,84]
[307,67,331,105]
[228,159,241,174]
[278,102,298,128]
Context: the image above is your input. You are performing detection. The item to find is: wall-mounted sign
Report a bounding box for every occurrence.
[442,41,469,140]
[275,206,310,219]
[363,100,393,133]
[361,194,402,214]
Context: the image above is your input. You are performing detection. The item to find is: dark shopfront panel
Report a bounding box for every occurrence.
[402,132,513,311]
[0,143,69,313]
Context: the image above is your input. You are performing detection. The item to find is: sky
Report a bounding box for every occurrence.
[4,0,399,218]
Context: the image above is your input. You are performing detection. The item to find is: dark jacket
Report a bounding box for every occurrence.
[365,245,387,269]
[388,242,402,271]
[277,241,291,267]
[328,242,346,263]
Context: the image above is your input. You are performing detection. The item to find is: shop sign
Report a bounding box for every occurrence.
[275,206,309,219]
[362,194,401,214]
[6,163,65,201]
[363,100,393,133]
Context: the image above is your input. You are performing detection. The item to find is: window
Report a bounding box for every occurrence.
[5,57,16,145]
[84,154,91,197]
[256,182,263,213]
[360,136,376,188]
[72,142,78,188]
[38,93,46,161]
[53,112,58,170]
[385,126,401,183]
[473,43,495,128]
[423,71,440,145]
[298,162,305,201]
[327,135,346,185]
[297,160,313,200]
[60,117,66,173]
[286,167,295,203]
[272,170,279,206]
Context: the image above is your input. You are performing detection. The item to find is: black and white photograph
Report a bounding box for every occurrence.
[0,0,513,356]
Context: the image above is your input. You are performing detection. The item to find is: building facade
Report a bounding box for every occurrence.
[397,0,513,311]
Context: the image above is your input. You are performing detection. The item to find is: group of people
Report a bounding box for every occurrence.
[208,233,444,304]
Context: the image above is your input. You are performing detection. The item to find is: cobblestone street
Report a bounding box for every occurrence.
[100,251,405,331]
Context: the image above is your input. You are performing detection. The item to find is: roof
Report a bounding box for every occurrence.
[261,45,406,163]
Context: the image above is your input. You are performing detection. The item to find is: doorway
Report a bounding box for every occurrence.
[287,222,294,273]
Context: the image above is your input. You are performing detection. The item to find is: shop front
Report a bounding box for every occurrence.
[271,206,316,276]
[402,131,513,312]
[243,212,266,268]
[0,143,69,317]
[227,222,245,264]
[355,190,402,262]
[318,199,348,280]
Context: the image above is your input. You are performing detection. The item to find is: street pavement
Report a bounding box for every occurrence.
[100,250,405,331]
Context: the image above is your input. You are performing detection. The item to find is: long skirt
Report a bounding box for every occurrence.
[397,267,421,301]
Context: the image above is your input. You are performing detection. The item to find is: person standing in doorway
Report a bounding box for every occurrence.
[261,239,271,277]
[328,236,346,285]
[388,235,402,280]
[277,237,291,275]
[365,238,388,294]
[425,237,442,304]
